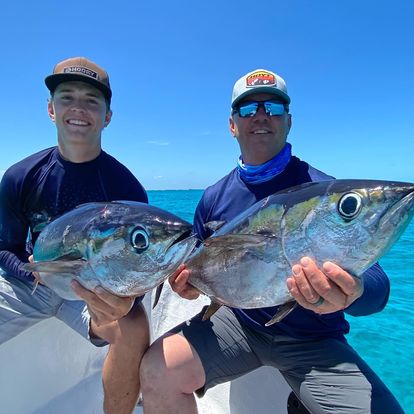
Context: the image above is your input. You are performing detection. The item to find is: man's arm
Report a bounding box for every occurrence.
[344,262,389,316]
[0,172,34,281]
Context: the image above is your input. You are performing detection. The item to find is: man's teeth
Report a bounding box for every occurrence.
[68,119,88,126]
[253,130,270,134]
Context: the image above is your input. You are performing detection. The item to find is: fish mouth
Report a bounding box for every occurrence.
[168,229,195,249]
[165,229,199,264]
[389,188,414,222]
[378,186,414,239]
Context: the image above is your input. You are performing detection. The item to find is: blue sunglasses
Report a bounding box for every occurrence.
[233,100,287,118]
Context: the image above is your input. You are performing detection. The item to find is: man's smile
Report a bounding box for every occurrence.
[66,119,90,126]
[251,129,272,134]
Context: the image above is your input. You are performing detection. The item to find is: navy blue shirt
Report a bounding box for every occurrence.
[0,147,148,282]
[193,156,390,340]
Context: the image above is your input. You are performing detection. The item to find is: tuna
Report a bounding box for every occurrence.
[186,180,414,325]
[23,201,196,300]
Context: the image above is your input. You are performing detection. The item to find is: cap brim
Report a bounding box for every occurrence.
[232,87,290,108]
[45,73,112,103]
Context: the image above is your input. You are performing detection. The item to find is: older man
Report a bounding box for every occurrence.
[140,69,403,414]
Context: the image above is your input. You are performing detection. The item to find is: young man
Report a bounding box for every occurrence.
[140,69,404,413]
[0,57,149,414]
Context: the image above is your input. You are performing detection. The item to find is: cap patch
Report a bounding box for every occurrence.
[246,71,276,88]
[63,66,99,80]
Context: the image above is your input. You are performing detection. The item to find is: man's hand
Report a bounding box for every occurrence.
[286,257,364,314]
[169,264,201,300]
[71,280,135,327]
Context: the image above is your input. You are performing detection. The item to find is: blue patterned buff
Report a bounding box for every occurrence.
[237,143,292,184]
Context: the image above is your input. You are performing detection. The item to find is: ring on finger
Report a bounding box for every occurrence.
[312,297,325,307]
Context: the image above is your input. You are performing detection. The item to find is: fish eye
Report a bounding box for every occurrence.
[130,226,149,252]
[338,192,362,220]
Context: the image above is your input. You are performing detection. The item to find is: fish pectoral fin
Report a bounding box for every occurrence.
[22,259,87,274]
[152,283,164,309]
[265,301,297,326]
[203,234,271,250]
[202,301,222,321]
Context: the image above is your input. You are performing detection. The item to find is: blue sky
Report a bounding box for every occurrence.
[1,1,413,190]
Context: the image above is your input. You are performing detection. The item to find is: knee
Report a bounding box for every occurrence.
[140,343,171,395]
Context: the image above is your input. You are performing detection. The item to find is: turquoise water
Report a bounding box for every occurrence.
[149,189,414,414]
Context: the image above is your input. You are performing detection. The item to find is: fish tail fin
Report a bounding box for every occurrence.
[265,301,297,326]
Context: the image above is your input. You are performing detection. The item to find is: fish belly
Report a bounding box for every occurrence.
[191,257,292,309]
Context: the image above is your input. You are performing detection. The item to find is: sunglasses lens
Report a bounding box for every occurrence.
[237,101,285,117]
[238,102,259,117]
[264,102,285,116]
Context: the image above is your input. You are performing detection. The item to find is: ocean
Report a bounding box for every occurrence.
[148,189,414,414]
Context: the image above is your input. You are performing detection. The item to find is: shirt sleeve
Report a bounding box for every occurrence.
[192,195,209,240]
[344,262,390,316]
[0,171,33,281]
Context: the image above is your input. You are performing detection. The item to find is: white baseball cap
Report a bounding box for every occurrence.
[231,69,290,108]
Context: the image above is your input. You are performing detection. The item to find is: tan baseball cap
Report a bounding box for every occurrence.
[45,57,112,104]
[231,69,290,108]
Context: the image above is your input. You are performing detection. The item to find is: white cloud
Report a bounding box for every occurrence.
[153,175,163,179]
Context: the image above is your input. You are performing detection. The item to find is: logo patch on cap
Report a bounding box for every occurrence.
[63,66,99,80]
[246,71,276,88]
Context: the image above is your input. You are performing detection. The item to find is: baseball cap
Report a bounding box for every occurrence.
[45,57,112,104]
[231,69,290,108]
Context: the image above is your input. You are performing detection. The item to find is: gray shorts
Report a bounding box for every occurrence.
[172,305,404,414]
[0,274,107,347]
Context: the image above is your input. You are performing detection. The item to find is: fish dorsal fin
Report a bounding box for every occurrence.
[265,301,297,326]
[204,221,226,232]
[202,301,222,321]
[22,258,87,274]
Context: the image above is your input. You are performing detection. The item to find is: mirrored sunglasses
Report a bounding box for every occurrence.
[234,100,286,118]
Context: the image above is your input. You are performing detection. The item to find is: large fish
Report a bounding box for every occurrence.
[23,201,196,300]
[185,179,414,325]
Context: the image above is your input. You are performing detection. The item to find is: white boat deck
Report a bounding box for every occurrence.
[0,287,291,414]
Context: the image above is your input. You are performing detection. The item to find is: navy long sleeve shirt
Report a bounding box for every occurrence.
[193,156,390,340]
[0,147,147,282]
